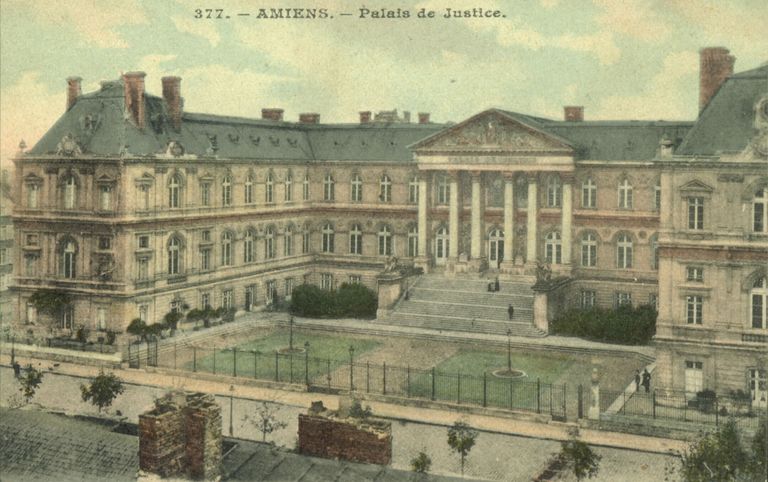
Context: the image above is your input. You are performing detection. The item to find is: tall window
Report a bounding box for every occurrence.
[753,188,767,232]
[27,183,40,208]
[244,176,253,204]
[244,230,254,263]
[201,182,211,206]
[62,240,76,278]
[200,248,211,271]
[688,197,704,230]
[302,227,311,254]
[378,225,393,256]
[581,290,596,309]
[168,174,181,208]
[137,185,150,210]
[97,307,107,331]
[616,292,632,307]
[284,226,294,256]
[545,231,562,264]
[686,295,703,325]
[321,273,334,290]
[437,177,450,204]
[99,185,112,211]
[221,232,233,266]
[408,176,419,204]
[349,224,363,255]
[547,176,561,208]
[351,174,363,202]
[654,181,662,211]
[618,179,633,209]
[264,227,275,259]
[617,233,633,269]
[581,232,597,267]
[222,176,232,206]
[581,178,596,208]
[408,225,418,257]
[379,175,392,203]
[322,223,335,253]
[323,174,335,201]
[284,172,293,202]
[303,174,310,201]
[752,277,767,329]
[168,236,181,275]
[64,175,77,209]
[650,235,659,270]
[222,289,233,310]
[265,172,274,203]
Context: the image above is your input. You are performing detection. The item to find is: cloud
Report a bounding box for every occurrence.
[171,15,221,46]
[4,0,148,48]
[593,0,670,41]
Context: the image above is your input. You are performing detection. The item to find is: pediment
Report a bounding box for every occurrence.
[679,180,714,193]
[411,109,573,154]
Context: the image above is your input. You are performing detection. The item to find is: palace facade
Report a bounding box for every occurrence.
[9,48,768,402]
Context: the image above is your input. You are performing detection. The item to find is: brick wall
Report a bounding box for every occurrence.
[298,413,392,465]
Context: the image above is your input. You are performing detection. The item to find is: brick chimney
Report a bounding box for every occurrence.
[359,111,372,124]
[123,71,146,129]
[66,77,82,112]
[564,106,584,122]
[162,76,182,131]
[699,47,735,113]
[418,112,430,124]
[299,113,320,124]
[261,108,284,121]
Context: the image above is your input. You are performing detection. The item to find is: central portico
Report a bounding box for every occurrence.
[411,109,576,277]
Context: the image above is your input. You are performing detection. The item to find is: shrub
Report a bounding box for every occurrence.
[291,283,377,319]
[695,389,717,413]
[105,330,117,345]
[550,304,656,345]
[411,451,432,473]
[349,399,372,419]
[335,283,377,318]
[126,318,147,341]
[75,325,90,343]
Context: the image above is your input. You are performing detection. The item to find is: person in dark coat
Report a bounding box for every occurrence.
[12,361,21,378]
[508,304,514,320]
[634,370,641,391]
[494,277,500,292]
[642,368,651,393]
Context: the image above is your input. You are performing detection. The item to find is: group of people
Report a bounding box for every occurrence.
[635,368,652,393]
[487,277,501,292]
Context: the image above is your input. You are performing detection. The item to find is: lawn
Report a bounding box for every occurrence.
[185,330,381,383]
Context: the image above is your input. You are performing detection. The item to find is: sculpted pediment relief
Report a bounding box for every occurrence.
[413,110,572,153]
[679,180,714,192]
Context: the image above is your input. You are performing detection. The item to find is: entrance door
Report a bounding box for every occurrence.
[488,228,504,267]
[684,361,703,398]
[435,226,449,265]
[750,369,767,409]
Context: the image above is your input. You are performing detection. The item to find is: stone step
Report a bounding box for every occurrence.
[397,300,533,322]
[382,313,546,337]
[409,288,534,306]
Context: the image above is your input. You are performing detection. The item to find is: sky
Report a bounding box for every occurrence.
[0,0,766,168]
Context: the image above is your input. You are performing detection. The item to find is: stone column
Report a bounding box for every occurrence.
[561,176,573,265]
[502,173,515,266]
[470,171,483,260]
[448,171,460,261]
[526,174,538,263]
[417,172,429,259]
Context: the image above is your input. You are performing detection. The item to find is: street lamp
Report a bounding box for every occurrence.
[304,341,310,387]
[506,329,512,373]
[289,316,294,351]
[349,345,355,391]
[229,384,235,437]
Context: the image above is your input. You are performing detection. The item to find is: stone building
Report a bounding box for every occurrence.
[9,48,767,403]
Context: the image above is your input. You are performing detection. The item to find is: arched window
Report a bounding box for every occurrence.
[437,177,450,204]
[323,174,335,201]
[650,235,659,270]
[221,231,233,266]
[581,232,597,267]
[284,225,294,256]
[618,178,633,209]
[61,240,77,278]
[378,225,392,256]
[302,173,310,201]
[545,231,562,264]
[752,277,767,329]
[264,227,275,259]
[547,176,561,208]
[322,223,335,253]
[753,188,767,232]
[265,172,274,203]
[244,175,254,204]
[408,225,418,257]
[222,176,232,206]
[64,175,77,209]
[408,175,419,204]
[617,233,633,269]
[581,178,596,208]
[349,223,363,255]
[379,175,392,203]
[350,174,363,202]
[168,174,182,208]
[168,236,181,275]
[244,230,254,263]
[285,172,293,202]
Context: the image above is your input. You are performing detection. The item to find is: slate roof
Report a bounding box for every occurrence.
[677,63,768,156]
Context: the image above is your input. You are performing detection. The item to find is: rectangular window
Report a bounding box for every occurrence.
[284,232,293,256]
[137,185,150,211]
[245,181,253,205]
[302,231,311,254]
[0,248,5,264]
[654,185,662,211]
[284,278,294,298]
[753,293,765,329]
[686,266,704,282]
[409,178,419,204]
[321,273,334,290]
[138,235,150,249]
[26,303,37,324]
[25,234,38,246]
[303,176,310,201]
[266,280,277,304]
[686,295,703,324]
[200,248,211,271]
[688,197,704,230]
[96,307,107,331]
[222,289,234,310]
[24,255,37,276]
[201,230,211,242]
[684,361,704,396]
[27,184,39,209]
[138,304,148,322]
[349,275,362,284]
[201,183,211,206]
[615,292,632,307]
[201,292,211,309]
[137,258,149,280]
[98,237,111,250]
[99,185,112,211]
[582,184,596,208]
[581,290,596,309]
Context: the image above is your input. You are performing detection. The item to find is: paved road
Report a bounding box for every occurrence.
[0,363,680,481]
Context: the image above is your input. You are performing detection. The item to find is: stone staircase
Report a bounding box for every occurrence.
[380,274,545,337]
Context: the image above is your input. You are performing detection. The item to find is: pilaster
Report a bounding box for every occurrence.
[526,173,538,264]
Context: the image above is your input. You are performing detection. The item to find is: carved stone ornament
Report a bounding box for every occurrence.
[56,133,82,156]
[426,113,559,151]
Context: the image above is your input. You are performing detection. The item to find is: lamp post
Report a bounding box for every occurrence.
[289,316,294,351]
[349,345,355,391]
[507,329,512,373]
[304,341,310,387]
[228,384,235,436]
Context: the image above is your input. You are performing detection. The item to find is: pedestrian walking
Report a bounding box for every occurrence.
[634,369,641,391]
[642,368,651,393]
[508,304,514,320]
[494,277,500,292]
[12,361,21,378]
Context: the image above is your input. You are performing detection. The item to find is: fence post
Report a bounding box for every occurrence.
[383,362,387,395]
[254,351,258,380]
[349,358,354,392]
[233,347,237,377]
[622,391,626,415]
[431,367,436,401]
[275,351,279,382]
[457,371,461,404]
[174,342,177,370]
[652,390,656,419]
[537,378,541,414]
[366,362,370,394]
[193,346,196,372]
[509,381,514,410]
[407,365,411,398]
[563,386,567,422]
[137,343,141,369]
[578,385,583,419]
[305,350,309,387]
[549,384,553,416]
[290,352,294,384]
[715,397,719,426]
[213,347,217,375]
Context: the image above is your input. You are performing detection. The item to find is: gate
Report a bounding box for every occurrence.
[127,339,158,368]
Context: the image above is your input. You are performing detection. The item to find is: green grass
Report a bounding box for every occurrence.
[185,330,381,383]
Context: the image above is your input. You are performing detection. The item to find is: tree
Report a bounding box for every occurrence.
[163,310,184,332]
[186,306,225,328]
[29,290,72,327]
[243,401,288,443]
[126,317,147,342]
[680,418,748,482]
[80,371,125,413]
[411,451,432,474]
[447,420,478,477]
[18,364,44,404]
[750,418,767,481]
[558,430,601,481]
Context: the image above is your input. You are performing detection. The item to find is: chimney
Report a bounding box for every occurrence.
[299,113,320,124]
[261,108,284,121]
[418,112,430,124]
[359,111,371,124]
[162,76,182,131]
[699,47,735,113]
[66,77,82,112]
[123,71,146,129]
[564,106,584,122]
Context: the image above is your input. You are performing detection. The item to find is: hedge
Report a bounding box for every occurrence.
[550,304,657,345]
[290,283,377,319]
